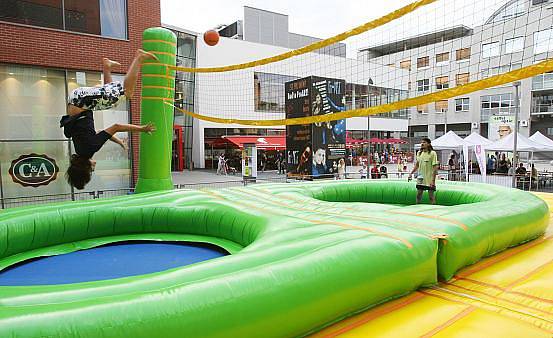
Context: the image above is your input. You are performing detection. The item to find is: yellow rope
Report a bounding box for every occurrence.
[165,58,553,126]
[168,0,438,73]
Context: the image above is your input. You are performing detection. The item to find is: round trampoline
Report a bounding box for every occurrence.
[0,241,228,286]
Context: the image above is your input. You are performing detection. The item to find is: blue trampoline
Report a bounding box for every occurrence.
[0,241,228,286]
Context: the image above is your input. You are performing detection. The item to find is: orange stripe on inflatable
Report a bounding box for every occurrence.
[142,74,175,80]
[239,188,414,248]
[318,293,425,338]
[386,210,468,230]
[143,39,176,46]
[141,96,173,101]
[419,306,475,338]
[151,51,176,57]
[444,283,552,315]
[458,277,553,304]
[208,189,414,248]
[143,85,175,90]
[454,236,550,278]
[505,259,553,289]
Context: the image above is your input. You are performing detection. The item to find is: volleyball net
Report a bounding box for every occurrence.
[167,0,553,127]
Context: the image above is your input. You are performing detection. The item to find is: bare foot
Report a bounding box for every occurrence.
[102,58,121,69]
[137,49,159,62]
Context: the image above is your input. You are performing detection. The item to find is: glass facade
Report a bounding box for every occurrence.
[254,72,299,113]
[0,63,131,199]
[0,0,127,39]
[366,85,409,119]
[532,93,553,114]
[481,93,515,121]
[173,30,196,170]
[532,72,553,90]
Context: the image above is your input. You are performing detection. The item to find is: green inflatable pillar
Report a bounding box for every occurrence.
[135,27,177,193]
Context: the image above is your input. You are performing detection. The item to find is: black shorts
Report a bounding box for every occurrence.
[416,184,436,191]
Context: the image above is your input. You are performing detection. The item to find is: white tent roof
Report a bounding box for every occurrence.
[529,131,553,149]
[430,130,467,150]
[486,132,553,152]
[464,132,493,146]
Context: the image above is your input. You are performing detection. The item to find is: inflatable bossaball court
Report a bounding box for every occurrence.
[0,26,550,337]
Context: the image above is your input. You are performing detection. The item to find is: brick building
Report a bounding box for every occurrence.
[0,0,161,202]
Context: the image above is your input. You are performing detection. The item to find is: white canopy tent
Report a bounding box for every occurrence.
[529,131,553,149]
[463,132,493,147]
[430,130,468,150]
[486,132,553,152]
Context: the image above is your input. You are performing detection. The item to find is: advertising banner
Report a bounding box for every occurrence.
[310,76,346,178]
[488,115,515,141]
[474,144,487,182]
[285,76,346,179]
[285,78,312,177]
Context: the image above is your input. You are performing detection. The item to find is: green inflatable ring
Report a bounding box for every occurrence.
[0,180,548,337]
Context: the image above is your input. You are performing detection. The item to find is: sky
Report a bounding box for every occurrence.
[160,0,505,57]
[161,0,418,38]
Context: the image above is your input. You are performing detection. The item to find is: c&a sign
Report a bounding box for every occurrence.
[8,154,59,187]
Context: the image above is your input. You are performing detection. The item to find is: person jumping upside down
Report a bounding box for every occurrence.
[61,49,158,190]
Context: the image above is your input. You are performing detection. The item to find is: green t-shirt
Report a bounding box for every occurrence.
[416,150,439,186]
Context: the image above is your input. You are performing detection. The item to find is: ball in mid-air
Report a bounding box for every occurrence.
[203,30,220,46]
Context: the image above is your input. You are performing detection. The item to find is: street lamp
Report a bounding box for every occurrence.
[367,78,374,172]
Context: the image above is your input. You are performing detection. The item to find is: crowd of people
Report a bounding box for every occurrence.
[347,148,412,166]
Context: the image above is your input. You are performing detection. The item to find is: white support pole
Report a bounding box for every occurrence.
[512,81,521,188]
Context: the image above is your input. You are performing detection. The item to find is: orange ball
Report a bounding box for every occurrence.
[203,30,220,46]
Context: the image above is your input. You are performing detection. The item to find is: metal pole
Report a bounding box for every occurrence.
[67,139,75,201]
[367,84,371,178]
[0,149,4,209]
[444,110,448,134]
[512,81,521,188]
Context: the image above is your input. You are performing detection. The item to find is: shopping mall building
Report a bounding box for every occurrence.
[0,0,160,202]
[2,0,553,201]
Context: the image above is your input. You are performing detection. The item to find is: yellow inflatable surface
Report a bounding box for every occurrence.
[310,192,553,337]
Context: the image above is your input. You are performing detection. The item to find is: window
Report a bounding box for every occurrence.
[456,73,470,86]
[505,37,524,53]
[547,127,553,136]
[416,104,428,114]
[0,0,127,39]
[532,94,553,114]
[534,29,553,54]
[482,42,500,58]
[481,94,515,120]
[455,98,470,112]
[417,56,429,69]
[436,52,449,65]
[400,60,411,71]
[435,100,448,113]
[481,64,522,79]
[0,64,132,195]
[456,48,471,61]
[255,72,299,112]
[532,72,553,90]
[488,0,525,23]
[365,86,409,119]
[436,76,449,90]
[417,79,430,92]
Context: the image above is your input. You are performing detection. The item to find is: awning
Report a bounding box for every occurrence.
[381,138,407,144]
[222,136,286,150]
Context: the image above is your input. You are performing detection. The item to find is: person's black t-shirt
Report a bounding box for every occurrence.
[60,111,112,159]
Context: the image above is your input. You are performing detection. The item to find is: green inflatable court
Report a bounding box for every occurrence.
[0,28,549,337]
